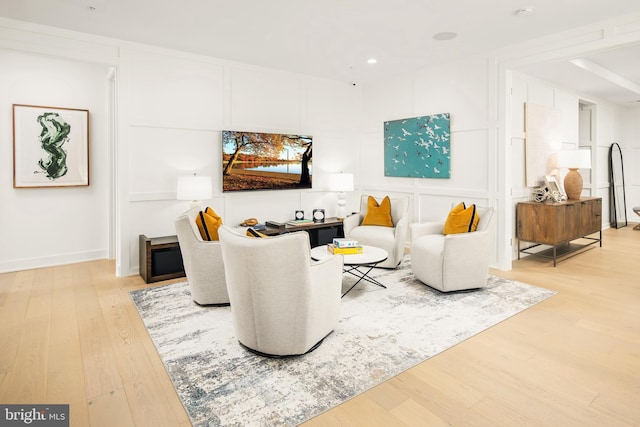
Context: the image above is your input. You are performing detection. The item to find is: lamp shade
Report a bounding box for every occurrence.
[557,149,591,169]
[177,175,212,201]
[327,173,354,192]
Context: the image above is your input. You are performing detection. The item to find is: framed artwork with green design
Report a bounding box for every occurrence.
[12,104,90,188]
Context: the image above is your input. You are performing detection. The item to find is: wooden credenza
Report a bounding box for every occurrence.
[516,197,602,266]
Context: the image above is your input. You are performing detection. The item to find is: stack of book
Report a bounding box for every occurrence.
[286,219,314,225]
[327,238,363,254]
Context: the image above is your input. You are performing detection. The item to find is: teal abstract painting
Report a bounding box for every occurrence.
[384,113,450,178]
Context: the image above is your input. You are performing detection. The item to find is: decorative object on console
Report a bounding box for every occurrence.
[544,174,564,202]
[222,130,312,192]
[557,148,591,199]
[12,104,90,188]
[295,210,305,220]
[530,186,549,203]
[239,218,258,226]
[177,173,212,208]
[384,113,451,178]
[313,208,325,223]
[327,172,354,219]
[287,218,313,225]
[265,220,286,230]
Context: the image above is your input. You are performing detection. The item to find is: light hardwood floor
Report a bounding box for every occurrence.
[1,226,638,426]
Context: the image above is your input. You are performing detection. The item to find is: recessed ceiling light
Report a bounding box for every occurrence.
[516,7,535,16]
[367,58,377,64]
[433,32,457,41]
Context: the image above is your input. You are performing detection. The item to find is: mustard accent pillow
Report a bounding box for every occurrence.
[362,196,393,227]
[246,228,269,238]
[195,207,223,241]
[443,202,480,235]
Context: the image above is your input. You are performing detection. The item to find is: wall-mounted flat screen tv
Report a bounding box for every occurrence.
[222,130,312,192]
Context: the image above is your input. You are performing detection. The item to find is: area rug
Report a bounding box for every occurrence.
[130,256,555,427]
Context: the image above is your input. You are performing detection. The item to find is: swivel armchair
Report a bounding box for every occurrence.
[343,195,410,269]
[218,227,343,357]
[410,206,495,292]
[174,208,229,305]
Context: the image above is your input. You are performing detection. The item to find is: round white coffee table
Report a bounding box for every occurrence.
[310,245,388,297]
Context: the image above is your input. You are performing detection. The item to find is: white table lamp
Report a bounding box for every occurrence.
[177,174,213,208]
[557,149,591,200]
[328,173,354,219]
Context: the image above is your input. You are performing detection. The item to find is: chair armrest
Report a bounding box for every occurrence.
[410,222,444,240]
[343,213,363,235]
[309,254,343,298]
[443,229,491,266]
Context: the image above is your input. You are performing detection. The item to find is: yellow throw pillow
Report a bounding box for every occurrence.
[362,196,393,227]
[195,207,223,241]
[443,202,480,235]
[246,228,269,238]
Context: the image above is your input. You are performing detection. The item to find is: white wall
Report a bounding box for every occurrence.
[116,48,362,276]
[1,12,639,275]
[0,19,362,276]
[0,48,110,273]
[620,107,640,220]
[361,54,501,265]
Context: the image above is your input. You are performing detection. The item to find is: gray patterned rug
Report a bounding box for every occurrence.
[130,256,555,427]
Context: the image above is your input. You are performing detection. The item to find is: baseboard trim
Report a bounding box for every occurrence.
[0,250,110,274]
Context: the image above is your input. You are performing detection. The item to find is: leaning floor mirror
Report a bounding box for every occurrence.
[608,142,627,228]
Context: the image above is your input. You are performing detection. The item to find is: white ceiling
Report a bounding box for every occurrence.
[1,0,640,104]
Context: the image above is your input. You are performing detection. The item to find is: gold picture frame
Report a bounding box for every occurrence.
[13,104,90,188]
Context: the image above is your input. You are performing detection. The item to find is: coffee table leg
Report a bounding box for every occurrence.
[342,263,386,297]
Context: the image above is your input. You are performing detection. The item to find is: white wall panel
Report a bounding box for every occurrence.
[128,126,218,196]
[511,75,527,137]
[305,78,362,132]
[125,49,224,130]
[414,56,489,130]
[0,49,110,272]
[527,81,555,108]
[230,66,303,131]
[362,78,414,133]
[554,91,579,143]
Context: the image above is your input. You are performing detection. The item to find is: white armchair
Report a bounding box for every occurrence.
[218,226,343,357]
[174,208,229,306]
[410,206,495,292]
[343,195,410,269]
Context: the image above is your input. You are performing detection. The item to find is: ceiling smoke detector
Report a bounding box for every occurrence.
[433,32,457,41]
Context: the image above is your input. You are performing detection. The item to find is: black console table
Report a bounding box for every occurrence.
[260,217,344,247]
